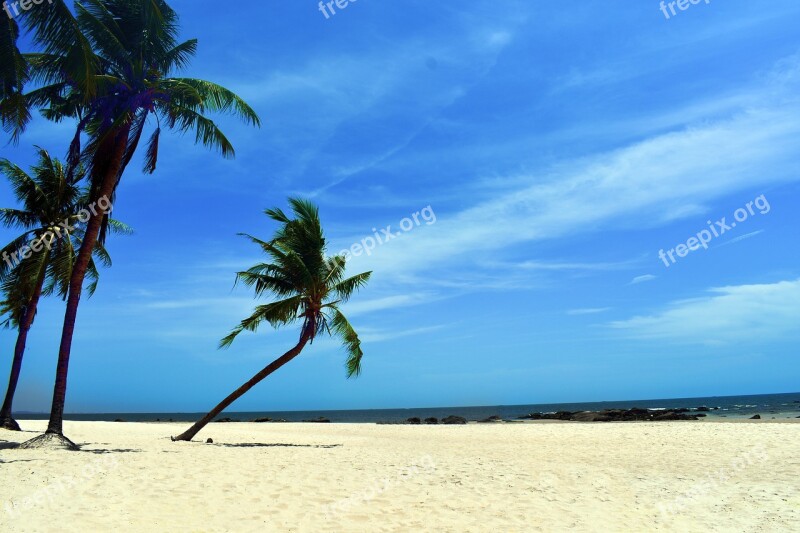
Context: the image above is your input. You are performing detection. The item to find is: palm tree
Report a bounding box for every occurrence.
[1,0,259,447]
[0,16,26,100]
[1,1,94,141]
[0,148,126,433]
[172,199,371,442]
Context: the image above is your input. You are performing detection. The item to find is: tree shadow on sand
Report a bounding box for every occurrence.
[212,442,343,449]
[78,446,142,454]
[1,439,140,454]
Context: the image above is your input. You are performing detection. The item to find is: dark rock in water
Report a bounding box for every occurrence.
[479,415,503,423]
[520,407,704,422]
[406,417,422,425]
[695,406,711,412]
[442,415,467,425]
[653,411,699,421]
[251,417,273,423]
[214,417,237,423]
[114,418,125,422]
[750,414,761,420]
[206,438,213,444]
[695,413,707,418]
[712,407,720,410]
[424,417,439,425]
[571,411,612,422]
[303,417,331,423]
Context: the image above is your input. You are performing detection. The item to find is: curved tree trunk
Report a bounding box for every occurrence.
[43,126,130,439]
[0,264,47,431]
[172,331,312,442]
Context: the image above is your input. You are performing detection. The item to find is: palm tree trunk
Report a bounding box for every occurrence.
[0,259,48,431]
[45,127,130,437]
[172,331,313,442]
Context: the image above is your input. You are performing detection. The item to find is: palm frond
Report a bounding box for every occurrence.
[331,272,372,303]
[219,295,303,348]
[329,307,364,378]
[168,78,260,126]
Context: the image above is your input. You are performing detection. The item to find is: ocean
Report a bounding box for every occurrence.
[16,391,800,423]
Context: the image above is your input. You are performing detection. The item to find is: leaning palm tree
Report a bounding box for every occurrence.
[2,0,259,447]
[172,199,371,442]
[0,148,126,433]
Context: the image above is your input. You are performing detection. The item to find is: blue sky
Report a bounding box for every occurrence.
[1,0,799,413]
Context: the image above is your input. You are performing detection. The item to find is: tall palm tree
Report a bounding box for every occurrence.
[1,0,259,447]
[0,16,26,100]
[0,148,126,432]
[172,199,371,442]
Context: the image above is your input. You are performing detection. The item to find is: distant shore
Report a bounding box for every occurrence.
[12,391,800,424]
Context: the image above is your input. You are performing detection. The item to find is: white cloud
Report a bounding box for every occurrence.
[340,293,435,316]
[347,54,800,283]
[359,325,446,343]
[567,308,612,316]
[716,230,765,248]
[608,279,800,344]
[630,274,657,285]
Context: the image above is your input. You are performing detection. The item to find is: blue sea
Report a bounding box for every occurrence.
[17,392,800,423]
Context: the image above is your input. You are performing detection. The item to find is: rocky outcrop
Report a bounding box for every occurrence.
[517,407,701,422]
[441,415,467,425]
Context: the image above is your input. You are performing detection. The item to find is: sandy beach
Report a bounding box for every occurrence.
[1,420,798,532]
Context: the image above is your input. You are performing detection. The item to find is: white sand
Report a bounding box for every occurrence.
[1,420,798,532]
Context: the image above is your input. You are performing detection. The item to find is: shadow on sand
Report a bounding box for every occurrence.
[211,442,343,449]
[78,446,142,454]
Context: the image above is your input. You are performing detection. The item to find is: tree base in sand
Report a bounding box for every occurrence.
[0,417,21,431]
[19,432,79,451]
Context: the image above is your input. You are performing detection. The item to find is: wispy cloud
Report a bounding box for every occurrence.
[359,325,447,343]
[716,229,765,248]
[347,54,800,287]
[630,274,657,285]
[608,279,800,344]
[567,307,612,316]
